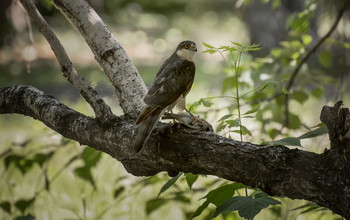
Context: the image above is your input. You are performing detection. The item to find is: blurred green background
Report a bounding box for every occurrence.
[0,0,349,219]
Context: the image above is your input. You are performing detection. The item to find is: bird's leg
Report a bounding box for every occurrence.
[169,110,177,125]
[184,108,200,124]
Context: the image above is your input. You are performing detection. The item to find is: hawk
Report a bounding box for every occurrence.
[133,40,197,152]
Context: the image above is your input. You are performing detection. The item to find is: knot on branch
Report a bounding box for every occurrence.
[320,101,350,160]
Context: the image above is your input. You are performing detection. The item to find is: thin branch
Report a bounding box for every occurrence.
[16,1,34,73]
[20,0,115,123]
[284,0,349,126]
[52,0,147,116]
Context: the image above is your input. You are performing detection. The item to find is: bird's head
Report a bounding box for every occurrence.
[176,40,197,62]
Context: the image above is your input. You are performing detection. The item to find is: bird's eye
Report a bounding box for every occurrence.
[184,44,190,49]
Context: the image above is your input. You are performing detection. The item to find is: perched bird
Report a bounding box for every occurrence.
[133,40,197,152]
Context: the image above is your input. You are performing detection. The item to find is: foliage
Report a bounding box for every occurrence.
[212,193,280,220]
[0,122,128,219]
[1,0,349,219]
[202,41,262,141]
[177,0,347,218]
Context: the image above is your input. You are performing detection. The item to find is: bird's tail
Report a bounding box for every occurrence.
[133,107,163,153]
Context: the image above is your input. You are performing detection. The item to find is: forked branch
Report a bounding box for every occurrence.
[20,0,114,123]
[52,0,147,115]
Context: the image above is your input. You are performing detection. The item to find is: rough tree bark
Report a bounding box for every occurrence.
[1,0,350,219]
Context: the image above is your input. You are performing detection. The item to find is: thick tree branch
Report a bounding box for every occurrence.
[20,0,114,123]
[52,0,147,115]
[1,85,349,219]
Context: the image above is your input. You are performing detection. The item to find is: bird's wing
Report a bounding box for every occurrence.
[144,59,195,108]
[136,105,159,125]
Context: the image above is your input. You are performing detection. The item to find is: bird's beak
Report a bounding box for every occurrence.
[191,46,197,52]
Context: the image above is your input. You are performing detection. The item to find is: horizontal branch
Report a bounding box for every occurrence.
[1,85,349,218]
[20,0,114,123]
[52,0,147,116]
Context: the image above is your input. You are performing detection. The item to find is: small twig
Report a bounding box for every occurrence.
[19,0,114,123]
[284,0,348,126]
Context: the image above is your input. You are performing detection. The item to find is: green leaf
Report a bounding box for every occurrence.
[225,119,239,128]
[216,123,227,133]
[113,186,125,199]
[81,147,102,168]
[266,137,301,147]
[249,43,262,48]
[231,129,250,136]
[253,192,269,198]
[191,183,245,219]
[267,128,280,139]
[199,98,213,107]
[272,0,281,9]
[318,51,332,68]
[240,125,252,136]
[242,105,261,115]
[288,113,301,129]
[243,44,262,52]
[203,49,217,54]
[311,88,323,99]
[282,87,289,94]
[189,101,199,112]
[15,199,35,214]
[202,42,215,49]
[73,148,102,186]
[298,127,328,139]
[5,155,34,174]
[265,126,327,147]
[222,76,236,93]
[218,45,229,50]
[230,41,243,47]
[146,198,168,215]
[32,152,54,167]
[185,173,199,189]
[4,155,22,169]
[0,201,11,214]
[291,91,308,104]
[218,45,233,52]
[231,126,252,136]
[271,48,283,58]
[218,114,233,122]
[301,34,312,45]
[74,166,95,187]
[157,172,182,198]
[212,196,280,219]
